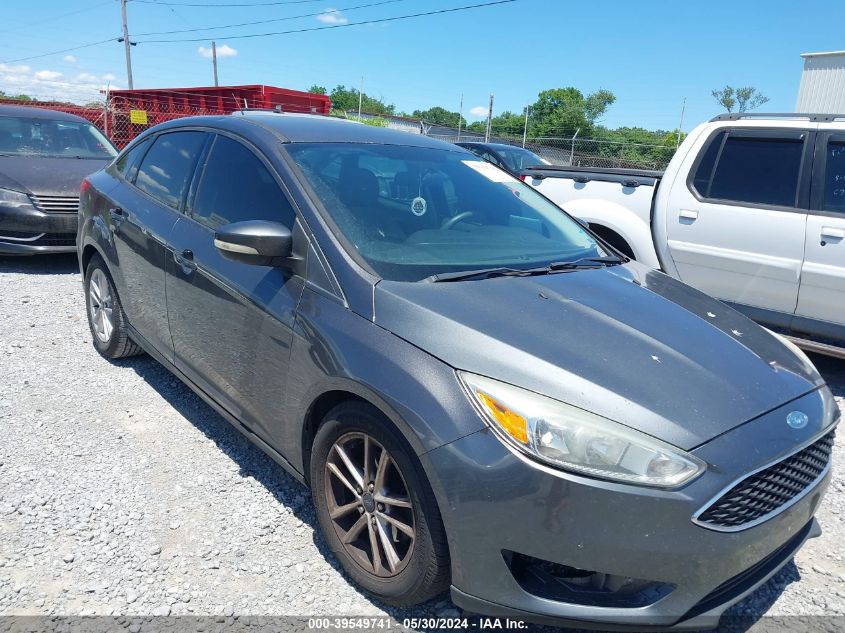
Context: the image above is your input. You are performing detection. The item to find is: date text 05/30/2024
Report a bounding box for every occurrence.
[307,618,530,630]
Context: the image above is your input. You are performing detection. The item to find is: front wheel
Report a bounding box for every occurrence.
[84,255,143,359]
[310,402,450,606]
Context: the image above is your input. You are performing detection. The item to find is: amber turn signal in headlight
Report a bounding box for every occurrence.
[460,372,706,488]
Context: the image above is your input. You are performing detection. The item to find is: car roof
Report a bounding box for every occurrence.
[151,112,466,150]
[0,104,92,123]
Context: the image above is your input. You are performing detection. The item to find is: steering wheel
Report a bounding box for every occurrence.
[441,211,475,230]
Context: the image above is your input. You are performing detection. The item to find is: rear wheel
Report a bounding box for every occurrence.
[310,402,450,606]
[84,255,143,359]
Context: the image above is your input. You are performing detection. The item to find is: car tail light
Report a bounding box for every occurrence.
[80,178,92,195]
[518,174,527,182]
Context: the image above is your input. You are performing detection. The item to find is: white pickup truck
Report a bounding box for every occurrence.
[521,113,845,358]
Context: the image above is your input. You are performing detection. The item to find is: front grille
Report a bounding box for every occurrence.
[0,232,76,247]
[30,194,79,214]
[34,233,76,247]
[0,230,41,240]
[695,431,834,531]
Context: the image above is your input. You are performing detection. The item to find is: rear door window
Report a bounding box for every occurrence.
[135,131,207,209]
[191,135,295,229]
[114,137,152,183]
[822,139,845,213]
[693,131,805,207]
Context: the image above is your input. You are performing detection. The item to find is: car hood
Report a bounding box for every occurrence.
[0,156,109,196]
[374,263,824,450]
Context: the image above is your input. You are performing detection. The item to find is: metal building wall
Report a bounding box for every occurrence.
[796,51,845,112]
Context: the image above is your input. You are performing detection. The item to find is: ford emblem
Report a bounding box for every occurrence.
[786,411,809,430]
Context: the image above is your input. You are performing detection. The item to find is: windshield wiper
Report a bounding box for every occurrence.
[426,256,626,283]
[544,255,626,270]
[425,267,529,283]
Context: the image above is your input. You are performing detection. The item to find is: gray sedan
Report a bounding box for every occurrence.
[0,105,116,254]
[77,112,838,629]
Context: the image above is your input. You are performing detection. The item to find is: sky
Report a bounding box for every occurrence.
[1,0,844,135]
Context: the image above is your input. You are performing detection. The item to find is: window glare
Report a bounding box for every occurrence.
[0,116,116,159]
[287,143,602,281]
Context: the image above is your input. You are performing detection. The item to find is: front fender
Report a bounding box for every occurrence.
[280,287,485,474]
[564,198,660,268]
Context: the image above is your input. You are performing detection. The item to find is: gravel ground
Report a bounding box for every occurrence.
[0,254,844,632]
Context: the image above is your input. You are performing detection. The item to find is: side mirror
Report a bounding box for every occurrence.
[214,220,293,267]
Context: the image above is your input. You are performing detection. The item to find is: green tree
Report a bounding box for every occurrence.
[488,111,527,136]
[308,85,327,95]
[412,106,466,128]
[711,85,769,113]
[329,85,395,115]
[529,87,615,137]
[0,91,33,101]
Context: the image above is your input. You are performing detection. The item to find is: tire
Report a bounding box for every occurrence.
[310,402,450,606]
[84,255,143,359]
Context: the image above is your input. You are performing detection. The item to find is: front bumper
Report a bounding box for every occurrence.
[0,204,77,254]
[423,388,834,629]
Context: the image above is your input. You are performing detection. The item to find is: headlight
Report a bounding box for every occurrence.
[0,187,35,210]
[459,372,705,488]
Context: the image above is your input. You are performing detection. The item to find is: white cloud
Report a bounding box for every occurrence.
[469,106,489,118]
[0,63,118,103]
[197,44,238,59]
[102,73,116,82]
[63,55,77,63]
[34,70,63,81]
[317,8,348,25]
[0,63,30,74]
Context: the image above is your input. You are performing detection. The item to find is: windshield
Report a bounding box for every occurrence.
[0,115,117,159]
[287,143,605,281]
[496,147,547,171]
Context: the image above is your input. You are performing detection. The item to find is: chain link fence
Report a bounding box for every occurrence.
[1,97,677,169]
[426,131,676,171]
[0,97,108,133]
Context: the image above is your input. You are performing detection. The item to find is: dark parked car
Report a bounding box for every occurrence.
[0,105,116,254]
[456,141,547,175]
[78,113,838,629]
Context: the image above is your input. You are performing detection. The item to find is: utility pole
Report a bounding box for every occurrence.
[676,97,687,148]
[457,93,463,141]
[120,0,133,89]
[357,76,364,119]
[522,106,530,148]
[484,93,494,143]
[211,41,219,87]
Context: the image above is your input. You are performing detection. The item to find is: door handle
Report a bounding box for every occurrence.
[820,227,845,240]
[109,207,124,219]
[679,209,699,221]
[174,248,197,272]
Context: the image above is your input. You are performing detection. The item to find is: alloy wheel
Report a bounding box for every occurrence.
[88,268,114,344]
[324,432,416,578]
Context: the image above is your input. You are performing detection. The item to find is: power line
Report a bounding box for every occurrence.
[133,0,408,37]
[0,38,119,65]
[137,0,518,43]
[133,0,327,6]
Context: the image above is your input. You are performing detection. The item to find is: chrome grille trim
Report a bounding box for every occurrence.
[30,195,80,214]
